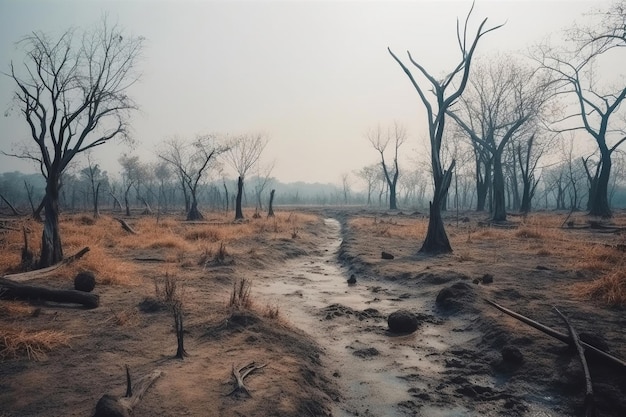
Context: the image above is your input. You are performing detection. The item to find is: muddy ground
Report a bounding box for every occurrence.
[1,208,625,417]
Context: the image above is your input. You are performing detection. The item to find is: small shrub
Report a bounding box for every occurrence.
[214,242,229,264]
[154,274,187,358]
[229,278,252,309]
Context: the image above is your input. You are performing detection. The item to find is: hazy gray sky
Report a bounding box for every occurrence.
[0,0,608,185]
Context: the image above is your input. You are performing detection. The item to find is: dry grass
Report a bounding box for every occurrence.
[573,266,626,307]
[0,301,36,318]
[347,212,626,307]
[0,325,71,361]
[263,302,280,319]
[104,307,140,326]
[349,216,427,240]
[229,277,252,309]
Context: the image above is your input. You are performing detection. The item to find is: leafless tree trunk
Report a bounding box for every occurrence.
[367,122,406,210]
[6,19,143,266]
[223,134,268,221]
[389,4,502,252]
[534,2,626,217]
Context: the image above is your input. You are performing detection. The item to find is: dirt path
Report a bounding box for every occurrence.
[255,218,479,416]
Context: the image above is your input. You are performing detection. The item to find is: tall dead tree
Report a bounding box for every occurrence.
[535,1,626,217]
[388,3,502,253]
[447,57,548,222]
[5,20,143,267]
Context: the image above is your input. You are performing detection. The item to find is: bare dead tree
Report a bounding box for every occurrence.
[367,122,406,210]
[81,153,105,219]
[534,2,626,217]
[516,134,545,213]
[118,155,142,217]
[223,133,268,221]
[447,56,549,222]
[388,3,503,253]
[159,135,227,221]
[253,161,275,212]
[4,19,143,267]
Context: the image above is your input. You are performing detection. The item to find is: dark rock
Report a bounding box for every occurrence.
[435,282,474,311]
[481,274,494,284]
[74,271,96,292]
[347,274,357,284]
[501,345,524,365]
[381,251,395,260]
[388,310,420,334]
[536,265,551,271]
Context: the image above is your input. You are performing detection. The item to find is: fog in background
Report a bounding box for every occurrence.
[0,0,609,188]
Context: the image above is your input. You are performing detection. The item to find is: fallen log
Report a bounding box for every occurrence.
[485,299,626,369]
[0,277,99,308]
[226,361,267,397]
[94,366,163,417]
[3,246,90,283]
[555,307,595,417]
[114,218,137,234]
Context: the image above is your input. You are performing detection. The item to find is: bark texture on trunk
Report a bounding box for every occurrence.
[39,178,63,268]
[588,150,612,218]
[235,176,244,220]
[267,189,275,217]
[492,156,507,222]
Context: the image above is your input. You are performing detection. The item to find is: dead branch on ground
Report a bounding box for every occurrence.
[226,361,268,397]
[2,247,90,283]
[555,307,595,417]
[0,277,99,308]
[93,366,163,417]
[114,218,138,234]
[485,299,626,369]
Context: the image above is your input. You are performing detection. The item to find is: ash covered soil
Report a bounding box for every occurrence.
[1,208,625,417]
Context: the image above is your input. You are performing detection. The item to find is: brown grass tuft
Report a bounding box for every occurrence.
[0,325,71,360]
[229,277,252,309]
[515,227,543,239]
[573,267,626,307]
[0,301,36,318]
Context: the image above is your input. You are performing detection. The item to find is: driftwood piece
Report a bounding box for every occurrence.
[114,218,137,234]
[93,367,163,417]
[226,361,267,397]
[0,277,99,308]
[2,246,90,283]
[485,299,626,369]
[555,307,595,417]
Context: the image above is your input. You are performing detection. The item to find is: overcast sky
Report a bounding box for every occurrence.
[0,0,610,186]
